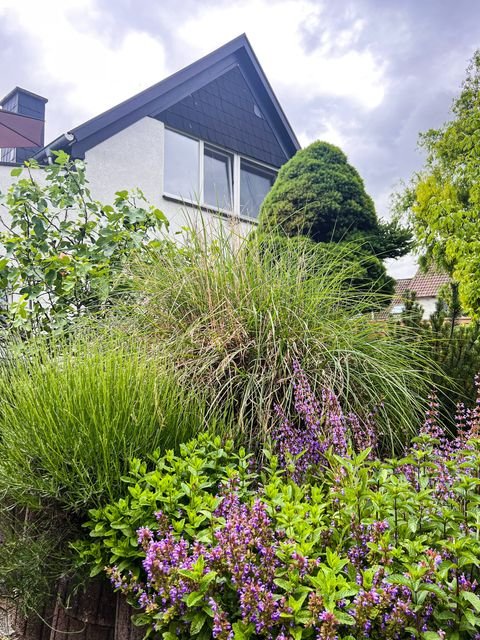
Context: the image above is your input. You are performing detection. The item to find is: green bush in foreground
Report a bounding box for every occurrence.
[81,372,480,640]
[0,152,168,337]
[118,225,435,451]
[0,335,225,513]
[0,333,232,611]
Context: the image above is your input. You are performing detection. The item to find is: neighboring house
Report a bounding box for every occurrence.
[388,268,452,320]
[0,34,300,235]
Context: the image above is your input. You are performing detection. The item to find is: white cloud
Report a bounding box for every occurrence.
[0,0,167,137]
[385,254,417,279]
[178,0,386,110]
[298,121,346,149]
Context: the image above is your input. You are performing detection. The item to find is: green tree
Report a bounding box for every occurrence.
[399,50,480,317]
[0,152,168,336]
[258,141,412,296]
[394,284,480,432]
[258,141,411,253]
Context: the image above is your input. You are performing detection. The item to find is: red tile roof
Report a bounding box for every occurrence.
[393,278,413,299]
[408,269,450,298]
[376,269,451,321]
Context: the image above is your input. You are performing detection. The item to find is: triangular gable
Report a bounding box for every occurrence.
[35,35,299,164]
[159,66,288,167]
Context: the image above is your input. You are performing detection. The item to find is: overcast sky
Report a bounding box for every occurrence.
[1,0,479,277]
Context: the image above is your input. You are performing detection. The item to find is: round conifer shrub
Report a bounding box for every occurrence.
[258,141,379,242]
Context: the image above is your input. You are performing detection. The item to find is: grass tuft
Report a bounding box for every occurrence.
[114,221,436,451]
[0,334,226,513]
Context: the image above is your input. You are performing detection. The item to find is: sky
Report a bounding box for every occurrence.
[1,0,479,277]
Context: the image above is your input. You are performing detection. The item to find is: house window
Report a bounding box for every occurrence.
[163,128,277,219]
[390,304,405,315]
[240,160,275,219]
[164,129,199,200]
[203,146,233,210]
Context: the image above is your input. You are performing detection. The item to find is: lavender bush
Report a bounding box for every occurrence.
[80,366,480,640]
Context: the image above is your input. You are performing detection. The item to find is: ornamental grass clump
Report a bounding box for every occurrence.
[0,332,233,612]
[117,223,434,451]
[0,333,227,513]
[82,366,480,640]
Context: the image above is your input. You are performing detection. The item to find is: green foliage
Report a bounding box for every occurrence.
[254,232,394,299]
[0,332,232,613]
[257,141,411,298]
[116,226,433,450]
[76,434,254,576]
[258,140,411,258]
[0,505,73,615]
[0,152,168,336]
[81,431,480,640]
[258,141,377,242]
[395,287,480,430]
[0,334,224,514]
[399,50,480,317]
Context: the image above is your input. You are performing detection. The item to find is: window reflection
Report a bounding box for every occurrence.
[164,129,199,200]
[240,160,275,219]
[203,147,233,210]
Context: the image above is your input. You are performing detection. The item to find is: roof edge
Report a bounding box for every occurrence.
[36,34,299,162]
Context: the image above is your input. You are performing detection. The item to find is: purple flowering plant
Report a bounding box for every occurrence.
[79,365,480,640]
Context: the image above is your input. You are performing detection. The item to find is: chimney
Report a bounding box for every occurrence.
[0,87,48,163]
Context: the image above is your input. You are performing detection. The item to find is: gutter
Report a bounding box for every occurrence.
[32,131,76,164]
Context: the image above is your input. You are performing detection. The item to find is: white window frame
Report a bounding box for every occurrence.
[163,127,277,221]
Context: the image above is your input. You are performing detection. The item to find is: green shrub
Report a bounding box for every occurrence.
[397,288,480,431]
[82,421,480,640]
[117,225,435,451]
[258,141,411,259]
[0,332,233,612]
[258,141,378,242]
[0,334,227,513]
[0,152,168,337]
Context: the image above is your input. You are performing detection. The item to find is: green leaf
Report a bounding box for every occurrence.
[274,578,293,591]
[463,609,480,627]
[190,612,207,636]
[335,611,355,625]
[186,591,205,607]
[463,590,480,612]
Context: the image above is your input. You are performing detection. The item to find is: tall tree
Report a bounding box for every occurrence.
[399,50,480,317]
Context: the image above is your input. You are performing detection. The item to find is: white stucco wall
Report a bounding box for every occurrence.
[0,163,20,195]
[84,116,253,238]
[418,296,438,320]
[1,116,254,241]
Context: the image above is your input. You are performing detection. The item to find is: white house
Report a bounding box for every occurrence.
[388,268,453,320]
[0,35,300,236]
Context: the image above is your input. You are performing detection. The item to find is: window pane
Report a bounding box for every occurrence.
[240,160,276,219]
[203,147,233,210]
[164,129,199,200]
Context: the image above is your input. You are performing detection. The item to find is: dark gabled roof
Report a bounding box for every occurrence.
[35,34,300,164]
